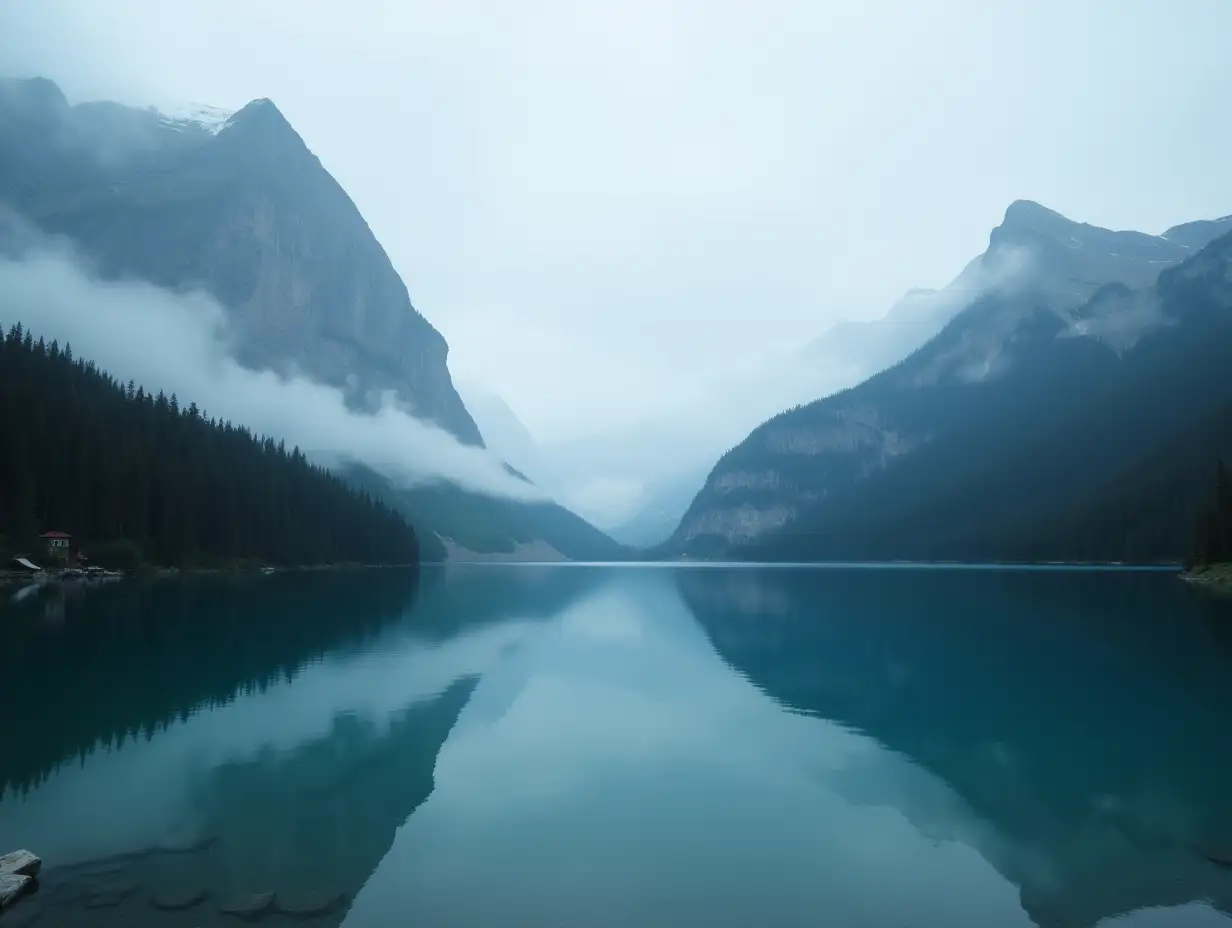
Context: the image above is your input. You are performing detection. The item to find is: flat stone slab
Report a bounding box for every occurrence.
[220,890,276,919]
[277,891,346,919]
[0,872,33,908]
[151,886,208,911]
[0,851,41,878]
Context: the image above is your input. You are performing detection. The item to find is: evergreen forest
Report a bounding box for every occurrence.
[0,321,420,568]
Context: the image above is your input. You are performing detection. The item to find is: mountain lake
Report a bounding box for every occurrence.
[3,565,1232,928]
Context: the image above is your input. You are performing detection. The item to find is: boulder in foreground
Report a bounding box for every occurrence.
[0,850,40,877]
[0,872,32,909]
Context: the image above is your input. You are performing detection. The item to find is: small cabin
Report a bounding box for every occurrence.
[39,531,72,561]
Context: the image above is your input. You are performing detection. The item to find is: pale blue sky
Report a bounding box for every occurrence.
[3,0,1231,447]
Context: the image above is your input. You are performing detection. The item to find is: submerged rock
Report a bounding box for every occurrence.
[1203,848,1232,869]
[277,890,347,919]
[156,835,217,855]
[220,890,276,919]
[51,868,135,908]
[83,883,137,909]
[61,862,127,880]
[151,886,208,911]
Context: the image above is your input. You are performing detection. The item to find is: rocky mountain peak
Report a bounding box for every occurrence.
[225,97,286,131]
[999,198,1072,234]
[990,199,1128,252]
[990,198,1206,264]
[212,97,310,165]
[982,199,1193,309]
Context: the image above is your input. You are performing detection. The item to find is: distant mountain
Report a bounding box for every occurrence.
[1163,215,1232,250]
[667,201,1232,562]
[794,260,990,400]
[456,384,556,492]
[790,200,1217,411]
[344,463,628,562]
[0,77,624,561]
[569,205,1166,534]
[799,288,955,381]
[607,466,711,549]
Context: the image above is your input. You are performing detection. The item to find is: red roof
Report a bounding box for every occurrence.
[39,531,72,539]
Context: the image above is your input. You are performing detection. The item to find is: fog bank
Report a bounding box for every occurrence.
[0,243,546,503]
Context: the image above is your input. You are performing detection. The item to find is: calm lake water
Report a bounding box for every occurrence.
[3,566,1232,928]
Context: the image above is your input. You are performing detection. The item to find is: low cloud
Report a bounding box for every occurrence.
[556,476,647,528]
[903,245,1038,386]
[1057,286,1170,354]
[540,244,1039,528]
[0,240,546,503]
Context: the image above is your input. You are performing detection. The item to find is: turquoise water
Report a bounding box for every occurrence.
[2,566,1232,927]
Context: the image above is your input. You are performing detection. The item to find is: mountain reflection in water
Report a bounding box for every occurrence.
[2,565,1231,928]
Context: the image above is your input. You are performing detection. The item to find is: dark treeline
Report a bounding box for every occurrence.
[0,321,419,567]
[1001,403,1232,566]
[1193,461,1232,566]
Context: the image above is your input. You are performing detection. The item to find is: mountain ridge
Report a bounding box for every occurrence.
[667,201,1232,561]
[0,76,625,561]
[0,76,481,444]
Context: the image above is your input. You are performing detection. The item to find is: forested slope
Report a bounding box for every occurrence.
[0,321,419,567]
[1003,405,1232,563]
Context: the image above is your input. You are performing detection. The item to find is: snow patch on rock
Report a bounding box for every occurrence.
[149,101,235,135]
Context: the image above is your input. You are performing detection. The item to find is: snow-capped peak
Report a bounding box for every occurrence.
[147,101,235,136]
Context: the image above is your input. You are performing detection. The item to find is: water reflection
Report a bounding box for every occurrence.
[347,569,1022,927]
[0,566,600,927]
[0,571,422,796]
[677,567,1232,928]
[3,566,1231,928]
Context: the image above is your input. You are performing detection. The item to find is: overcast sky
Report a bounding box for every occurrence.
[4,0,1232,520]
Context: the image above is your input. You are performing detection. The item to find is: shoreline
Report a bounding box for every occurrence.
[0,562,416,587]
[1180,563,1232,593]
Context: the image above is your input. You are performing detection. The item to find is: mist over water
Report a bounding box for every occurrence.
[3,566,1232,927]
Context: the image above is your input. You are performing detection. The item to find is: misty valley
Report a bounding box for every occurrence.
[3,7,1232,926]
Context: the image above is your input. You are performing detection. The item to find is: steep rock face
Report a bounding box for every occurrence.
[0,77,482,444]
[0,77,627,560]
[670,202,1232,559]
